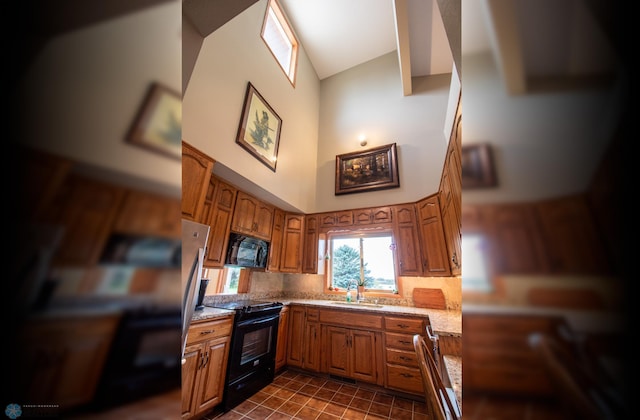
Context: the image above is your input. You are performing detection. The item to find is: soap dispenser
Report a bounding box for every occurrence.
[346,287,352,302]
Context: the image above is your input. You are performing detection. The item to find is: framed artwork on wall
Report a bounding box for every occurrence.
[461,143,497,189]
[126,82,181,160]
[235,82,282,172]
[335,143,400,195]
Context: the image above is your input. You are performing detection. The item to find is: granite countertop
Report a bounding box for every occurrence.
[191,306,235,322]
[190,298,461,336]
[442,355,462,410]
[463,303,624,334]
[280,299,461,337]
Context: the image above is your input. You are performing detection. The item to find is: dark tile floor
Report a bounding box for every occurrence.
[208,370,427,420]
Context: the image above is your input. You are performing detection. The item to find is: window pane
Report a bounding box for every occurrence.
[461,234,492,291]
[223,267,240,293]
[330,234,396,292]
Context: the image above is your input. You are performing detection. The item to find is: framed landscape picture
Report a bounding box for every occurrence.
[235,82,282,172]
[335,143,400,195]
[126,82,181,160]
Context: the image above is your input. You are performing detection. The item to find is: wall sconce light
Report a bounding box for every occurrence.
[358,134,367,147]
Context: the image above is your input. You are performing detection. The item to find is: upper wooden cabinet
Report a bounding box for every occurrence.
[113,190,181,238]
[202,177,238,268]
[231,191,274,241]
[439,101,462,275]
[267,208,285,272]
[353,206,392,226]
[279,213,304,273]
[302,215,319,274]
[535,195,609,274]
[182,141,214,222]
[392,204,424,277]
[415,195,451,276]
[318,210,354,229]
[46,174,126,267]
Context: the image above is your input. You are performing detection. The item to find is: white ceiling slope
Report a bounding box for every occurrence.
[280,0,455,87]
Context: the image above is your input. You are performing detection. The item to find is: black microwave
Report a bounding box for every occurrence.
[225,233,269,268]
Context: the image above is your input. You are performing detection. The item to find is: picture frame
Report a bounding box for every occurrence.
[126,82,181,160]
[335,143,400,195]
[461,143,497,189]
[235,82,282,172]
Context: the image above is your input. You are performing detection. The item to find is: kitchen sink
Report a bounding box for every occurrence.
[330,301,384,308]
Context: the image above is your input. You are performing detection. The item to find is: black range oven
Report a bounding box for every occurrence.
[205,300,283,411]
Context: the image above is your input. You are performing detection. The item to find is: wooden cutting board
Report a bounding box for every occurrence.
[412,288,446,309]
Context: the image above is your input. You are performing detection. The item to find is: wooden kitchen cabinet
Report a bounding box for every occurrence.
[231,191,274,241]
[181,316,233,419]
[182,141,214,223]
[319,308,384,385]
[275,305,289,372]
[202,177,237,268]
[323,326,380,383]
[267,208,285,272]
[17,314,121,411]
[439,101,462,275]
[383,315,430,396]
[286,306,320,372]
[279,213,304,273]
[353,206,392,225]
[415,195,451,276]
[462,313,562,397]
[392,204,424,276]
[112,189,181,238]
[302,214,319,274]
[318,210,354,229]
[46,174,126,267]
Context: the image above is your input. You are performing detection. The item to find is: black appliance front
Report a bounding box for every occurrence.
[92,305,181,409]
[221,304,281,411]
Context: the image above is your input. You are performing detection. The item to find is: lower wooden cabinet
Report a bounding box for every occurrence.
[181,316,233,419]
[285,305,435,395]
[322,325,382,384]
[462,313,562,396]
[383,316,429,395]
[17,314,121,411]
[275,305,289,372]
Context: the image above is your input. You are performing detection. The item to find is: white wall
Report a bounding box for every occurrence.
[19,1,182,197]
[315,52,452,212]
[183,0,320,213]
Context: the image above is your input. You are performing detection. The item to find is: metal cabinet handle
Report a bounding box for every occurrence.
[199,330,214,335]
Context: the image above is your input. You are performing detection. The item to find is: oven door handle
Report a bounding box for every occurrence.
[236,314,279,327]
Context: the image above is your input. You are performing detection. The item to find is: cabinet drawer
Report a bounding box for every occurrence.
[385,348,417,367]
[306,309,320,322]
[386,364,423,394]
[463,315,560,334]
[320,309,382,329]
[187,317,233,345]
[384,316,426,334]
[384,332,416,351]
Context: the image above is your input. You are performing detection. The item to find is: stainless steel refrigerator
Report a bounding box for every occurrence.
[181,219,210,362]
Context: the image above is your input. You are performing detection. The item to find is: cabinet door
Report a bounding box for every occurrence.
[279,214,304,273]
[203,178,237,268]
[350,330,378,383]
[182,141,214,222]
[303,322,321,372]
[324,326,349,376]
[392,205,424,276]
[231,191,274,240]
[302,215,319,274]
[48,175,125,267]
[181,343,203,419]
[195,336,230,414]
[275,306,289,371]
[268,208,285,272]
[286,306,306,367]
[416,195,451,276]
[113,189,181,238]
